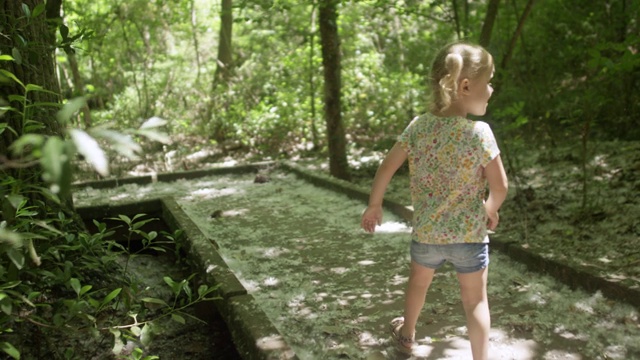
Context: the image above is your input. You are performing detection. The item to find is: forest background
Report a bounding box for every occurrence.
[0,0,639,359]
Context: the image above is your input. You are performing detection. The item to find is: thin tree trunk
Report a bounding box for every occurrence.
[66,50,92,127]
[318,0,350,181]
[190,0,202,85]
[452,0,462,40]
[478,0,501,47]
[463,0,469,37]
[501,0,536,70]
[309,5,319,149]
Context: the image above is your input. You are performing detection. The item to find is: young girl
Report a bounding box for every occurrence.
[361,42,508,359]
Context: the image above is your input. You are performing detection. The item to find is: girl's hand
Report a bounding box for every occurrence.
[361,206,383,233]
[486,209,499,231]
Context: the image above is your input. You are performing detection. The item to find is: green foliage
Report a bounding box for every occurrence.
[0,191,219,358]
[0,61,210,358]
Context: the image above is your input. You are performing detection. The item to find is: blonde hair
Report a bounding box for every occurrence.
[429,42,494,114]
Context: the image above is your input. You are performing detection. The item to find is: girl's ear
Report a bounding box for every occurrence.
[458,78,471,96]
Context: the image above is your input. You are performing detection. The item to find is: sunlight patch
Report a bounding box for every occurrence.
[603,345,627,359]
[357,331,380,346]
[375,221,411,233]
[357,260,376,266]
[331,267,349,275]
[262,247,290,258]
[256,335,285,350]
[187,187,239,199]
[554,325,589,341]
[390,274,408,286]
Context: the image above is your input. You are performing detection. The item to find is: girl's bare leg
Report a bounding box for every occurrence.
[457,267,490,360]
[401,261,436,339]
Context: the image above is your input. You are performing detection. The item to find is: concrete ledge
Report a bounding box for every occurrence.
[161,198,246,299]
[160,197,221,249]
[76,194,297,359]
[280,161,413,221]
[76,198,164,219]
[226,295,297,360]
[490,235,640,309]
[283,162,640,311]
[73,161,275,190]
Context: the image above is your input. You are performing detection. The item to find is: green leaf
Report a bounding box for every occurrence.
[139,323,154,347]
[131,218,156,230]
[32,3,45,18]
[79,285,92,296]
[130,325,141,337]
[163,277,181,296]
[22,119,46,133]
[0,341,20,359]
[25,84,45,92]
[0,55,14,61]
[0,70,24,88]
[60,24,70,41]
[197,285,209,297]
[0,230,18,248]
[101,288,122,307]
[21,3,30,18]
[0,296,11,315]
[7,249,24,270]
[69,129,109,177]
[131,213,148,221]
[41,136,66,186]
[7,95,23,103]
[70,278,81,296]
[9,134,45,155]
[0,123,15,136]
[11,48,21,65]
[114,214,131,224]
[140,297,168,307]
[0,281,21,291]
[56,97,86,124]
[109,328,124,355]
[171,313,186,324]
[6,194,25,210]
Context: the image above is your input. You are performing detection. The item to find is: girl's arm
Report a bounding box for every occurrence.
[361,143,408,233]
[484,155,508,230]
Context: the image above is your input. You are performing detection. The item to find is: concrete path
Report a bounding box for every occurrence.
[74,168,639,360]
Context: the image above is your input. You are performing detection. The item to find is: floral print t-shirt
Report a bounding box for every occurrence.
[397,114,500,244]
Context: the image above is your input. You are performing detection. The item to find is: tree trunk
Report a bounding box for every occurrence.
[213,0,233,84]
[0,0,62,155]
[478,0,501,48]
[0,0,81,231]
[205,0,233,142]
[318,0,350,181]
[501,0,536,70]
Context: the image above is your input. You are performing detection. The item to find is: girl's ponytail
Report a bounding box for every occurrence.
[437,53,463,112]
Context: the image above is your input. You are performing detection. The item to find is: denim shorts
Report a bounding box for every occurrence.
[410,241,489,274]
